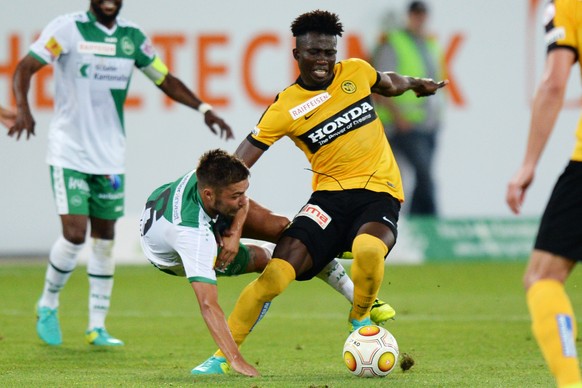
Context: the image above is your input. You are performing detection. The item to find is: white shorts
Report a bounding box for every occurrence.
[139,207,218,283]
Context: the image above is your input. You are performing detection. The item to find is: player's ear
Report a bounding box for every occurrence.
[202,187,214,203]
[292,48,299,60]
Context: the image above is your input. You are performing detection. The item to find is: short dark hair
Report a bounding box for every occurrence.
[196,149,250,191]
[408,1,428,14]
[291,10,343,37]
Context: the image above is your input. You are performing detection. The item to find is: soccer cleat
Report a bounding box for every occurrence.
[36,305,63,346]
[370,299,396,325]
[85,328,124,346]
[349,316,372,333]
[191,356,230,375]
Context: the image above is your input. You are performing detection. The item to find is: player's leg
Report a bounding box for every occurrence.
[525,163,582,387]
[242,198,290,242]
[349,228,391,330]
[525,251,579,388]
[84,174,125,346]
[348,192,399,331]
[315,259,396,324]
[36,167,90,345]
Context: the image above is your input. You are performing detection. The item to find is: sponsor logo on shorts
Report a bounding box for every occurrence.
[97,192,124,200]
[107,174,122,190]
[288,92,331,120]
[297,204,331,229]
[68,177,89,192]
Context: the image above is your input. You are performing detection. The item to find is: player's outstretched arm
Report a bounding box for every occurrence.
[10,55,46,140]
[157,73,234,140]
[191,281,259,377]
[372,71,447,98]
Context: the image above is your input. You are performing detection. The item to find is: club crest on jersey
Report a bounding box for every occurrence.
[120,37,135,55]
[297,96,377,153]
[341,80,357,94]
[296,204,331,229]
[288,92,331,120]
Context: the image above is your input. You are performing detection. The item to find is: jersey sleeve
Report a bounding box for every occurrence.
[249,99,290,149]
[132,27,169,85]
[544,0,578,59]
[29,14,76,64]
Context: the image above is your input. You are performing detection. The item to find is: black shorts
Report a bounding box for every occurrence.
[282,189,401,281]
[535,161,582,262]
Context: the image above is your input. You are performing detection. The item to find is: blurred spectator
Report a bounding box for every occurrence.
[372,0,445,216]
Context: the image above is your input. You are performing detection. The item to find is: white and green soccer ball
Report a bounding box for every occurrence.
[343,325,399,377]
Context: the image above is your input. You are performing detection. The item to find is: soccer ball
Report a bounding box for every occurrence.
[343,325,399,377]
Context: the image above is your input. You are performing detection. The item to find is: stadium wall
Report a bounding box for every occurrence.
[0,0,575,261]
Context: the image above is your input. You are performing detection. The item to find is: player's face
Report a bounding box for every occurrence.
[211,179,249,218]
[293,32,337,88]
[90,0,122,27]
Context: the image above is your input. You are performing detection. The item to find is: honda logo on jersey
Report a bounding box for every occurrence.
[297,96,376,153]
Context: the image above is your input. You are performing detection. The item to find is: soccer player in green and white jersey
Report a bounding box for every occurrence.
[10,0,232,347]
[140,149,260,377]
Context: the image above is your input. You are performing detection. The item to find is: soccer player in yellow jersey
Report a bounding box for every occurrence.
[193,9,446,375]
[507,1,582,387]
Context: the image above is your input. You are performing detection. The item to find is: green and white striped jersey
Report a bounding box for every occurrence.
[30,11,161,174]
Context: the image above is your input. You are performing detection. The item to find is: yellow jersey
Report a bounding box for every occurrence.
[546,0,582,161]
[248,58,404,201]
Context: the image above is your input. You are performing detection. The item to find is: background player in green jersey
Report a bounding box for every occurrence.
[10,0,232,347]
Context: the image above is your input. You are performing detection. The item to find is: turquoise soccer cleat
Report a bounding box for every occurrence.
[191,356,230,375]
[36,305,63,346]
[85,328,124,346]
[349,316,372,333]
[370,299,396,325]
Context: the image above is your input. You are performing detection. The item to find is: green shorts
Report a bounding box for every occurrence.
[216,244,251,277]
[50,166,125,220]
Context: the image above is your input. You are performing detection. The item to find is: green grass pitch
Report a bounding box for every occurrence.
[1,260,578,387]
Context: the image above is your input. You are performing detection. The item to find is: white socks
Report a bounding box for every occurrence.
[38,236,83,309]
[316,259,354,303]
[87,238,115,330]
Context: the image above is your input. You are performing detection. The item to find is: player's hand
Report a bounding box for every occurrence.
[0,106,16,131]
[8,108,36,140]
[413,79,448,97]
[230,358,260,377]
[215,230,240,271]
[506,164,535,215]
[204,111,234,141]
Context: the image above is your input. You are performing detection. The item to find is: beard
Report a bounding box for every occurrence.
[91,1,122,25]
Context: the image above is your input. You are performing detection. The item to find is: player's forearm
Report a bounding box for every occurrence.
[522,81,566,168]
[199,302,243,364]
[158,73,206,111]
